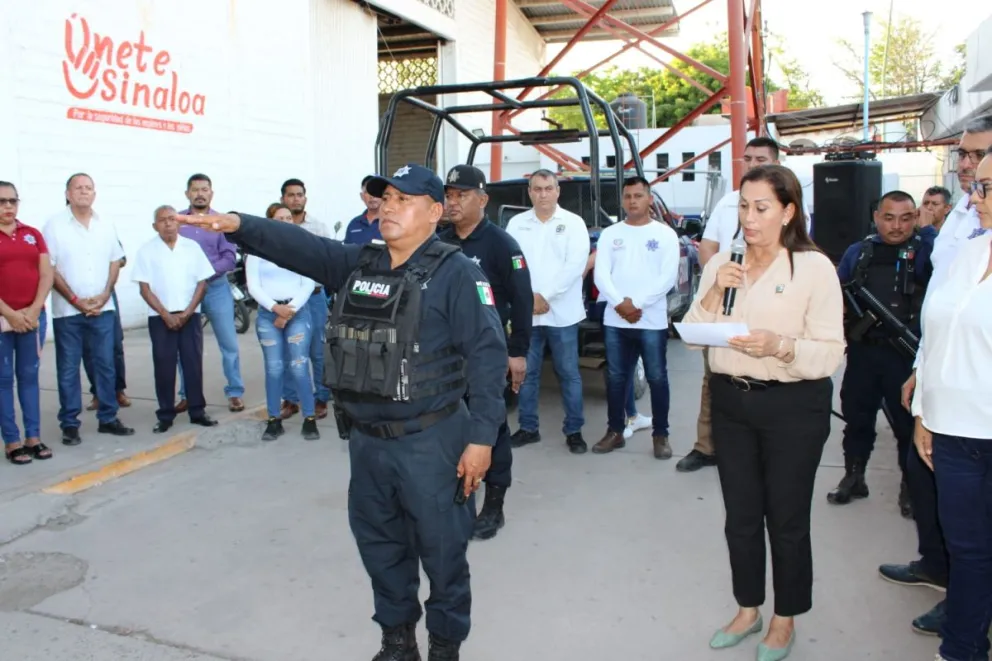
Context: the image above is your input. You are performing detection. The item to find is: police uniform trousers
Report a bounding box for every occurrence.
[347,405,476,642]
[839,341,915,476]
[485,419,512,488]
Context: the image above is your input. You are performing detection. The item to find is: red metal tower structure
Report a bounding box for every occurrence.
[490,0,768,189]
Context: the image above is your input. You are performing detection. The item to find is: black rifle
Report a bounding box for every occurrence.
[842,282,919,359]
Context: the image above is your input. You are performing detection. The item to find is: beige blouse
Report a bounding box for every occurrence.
[683,248,846,382]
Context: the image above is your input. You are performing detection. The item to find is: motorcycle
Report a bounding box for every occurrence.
[203,249,253,334]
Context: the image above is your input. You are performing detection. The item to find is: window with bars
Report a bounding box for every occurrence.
[378,57,439,95]
[656,153,669,175]
[682,152,696,182]
[708,152,722,174]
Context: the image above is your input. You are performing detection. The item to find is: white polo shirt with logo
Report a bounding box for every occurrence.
[506,205,590,328]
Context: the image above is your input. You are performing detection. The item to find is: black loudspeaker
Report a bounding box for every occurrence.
[812,160,883,263]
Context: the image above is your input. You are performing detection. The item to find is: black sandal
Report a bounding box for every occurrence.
[25,442,52,460]
[6,446,33,465]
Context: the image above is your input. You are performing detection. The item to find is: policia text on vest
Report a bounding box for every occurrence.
[178,209,509,651]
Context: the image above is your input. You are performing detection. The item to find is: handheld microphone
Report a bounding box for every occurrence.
[722,235,747,316]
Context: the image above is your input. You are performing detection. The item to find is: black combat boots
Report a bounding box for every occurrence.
[472,484,506,541]
[372,623,420,661]
[827,456,869,505]
[427,634,461,661]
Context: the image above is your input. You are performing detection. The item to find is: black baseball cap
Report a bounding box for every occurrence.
[365,164,444,203]
[444,165,487,191]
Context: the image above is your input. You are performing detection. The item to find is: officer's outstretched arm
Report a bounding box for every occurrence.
[447,262,508,446]
[228,213,362,291]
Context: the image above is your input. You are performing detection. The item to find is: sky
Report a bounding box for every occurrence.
[550,0,975,106]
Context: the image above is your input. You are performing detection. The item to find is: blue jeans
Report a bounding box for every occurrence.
[53,311,118,428]
[256,307,315,419]
[933,434,992,661]
[83,289,126,395]
[625,370,638,418]
[604,326,670,437]
[282,291,330,404]
[518,324,584,435]
[179,277,244,399]
[0,309,46,444]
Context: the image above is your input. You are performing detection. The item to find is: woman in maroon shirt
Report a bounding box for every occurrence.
[0,181,55,464]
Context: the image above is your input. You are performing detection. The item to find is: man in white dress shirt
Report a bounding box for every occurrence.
[132,206,219,434]
[279,178,333,420]
[44,173,135,446]
[885,114,992,637]
[506,170,591,454]
[591,177,681,459]
[928,115,992,281]
[678,137,812,473]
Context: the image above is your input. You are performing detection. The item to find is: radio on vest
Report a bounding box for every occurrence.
[722,235,747,316]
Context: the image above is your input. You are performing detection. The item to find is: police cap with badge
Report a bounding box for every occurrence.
[444,164,488,192]
[364,164,445,204]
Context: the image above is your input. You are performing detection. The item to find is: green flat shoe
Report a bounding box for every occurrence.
[756,630,795,661]
[709,615,763,649]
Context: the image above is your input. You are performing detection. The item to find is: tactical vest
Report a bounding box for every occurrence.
[849,233,925,337]
[324,241,465,403]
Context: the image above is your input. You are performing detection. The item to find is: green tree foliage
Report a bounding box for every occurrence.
[547,34,820,130]
[942,42,967,89]
[834,15,954,99]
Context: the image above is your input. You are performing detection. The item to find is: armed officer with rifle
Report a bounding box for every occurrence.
[175,164,508,661]
[829,190,936,516]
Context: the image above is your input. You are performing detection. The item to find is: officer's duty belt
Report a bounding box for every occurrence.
[716,374,787,392]
[351,401,460,439]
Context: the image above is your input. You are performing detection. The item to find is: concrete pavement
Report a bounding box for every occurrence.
[0,325,267,506]
[0,332,941,660]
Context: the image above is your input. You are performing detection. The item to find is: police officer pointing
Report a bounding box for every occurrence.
[175,164,508,661]
[438,164,534,541]
[830,190,935,514]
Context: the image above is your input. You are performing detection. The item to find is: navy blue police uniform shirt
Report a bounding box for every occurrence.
[836,225,937,285]
[437,218,534,358]
[343,212,382,245]
[228,214,507,445]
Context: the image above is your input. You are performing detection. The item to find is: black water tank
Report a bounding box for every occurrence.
[610,92,648,130]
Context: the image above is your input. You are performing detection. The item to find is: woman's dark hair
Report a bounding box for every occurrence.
[738,164,820,275]
[266,202,289,219]
[0,181,17,196]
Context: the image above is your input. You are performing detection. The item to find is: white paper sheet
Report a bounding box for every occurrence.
[673,322,750,348]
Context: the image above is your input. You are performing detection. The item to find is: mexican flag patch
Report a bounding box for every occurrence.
[476,281,495,306]
[511,255,526,270]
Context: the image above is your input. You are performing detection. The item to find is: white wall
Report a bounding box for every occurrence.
[438,0,547,179]
[2,0,379,329]
[923,14,992,137]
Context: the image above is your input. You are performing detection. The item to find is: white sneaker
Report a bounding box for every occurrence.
[623,413,652,440]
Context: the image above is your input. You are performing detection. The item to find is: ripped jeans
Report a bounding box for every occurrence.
[256,307,315,419]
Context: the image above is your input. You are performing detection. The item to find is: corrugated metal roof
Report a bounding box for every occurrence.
[513,0,680,43]
[768,92,943,136]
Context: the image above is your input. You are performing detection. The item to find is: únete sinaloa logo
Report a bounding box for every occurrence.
[62,13,206,133]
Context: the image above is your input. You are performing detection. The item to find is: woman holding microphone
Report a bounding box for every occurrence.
[912,154,992,661]
[682,165,845,661]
